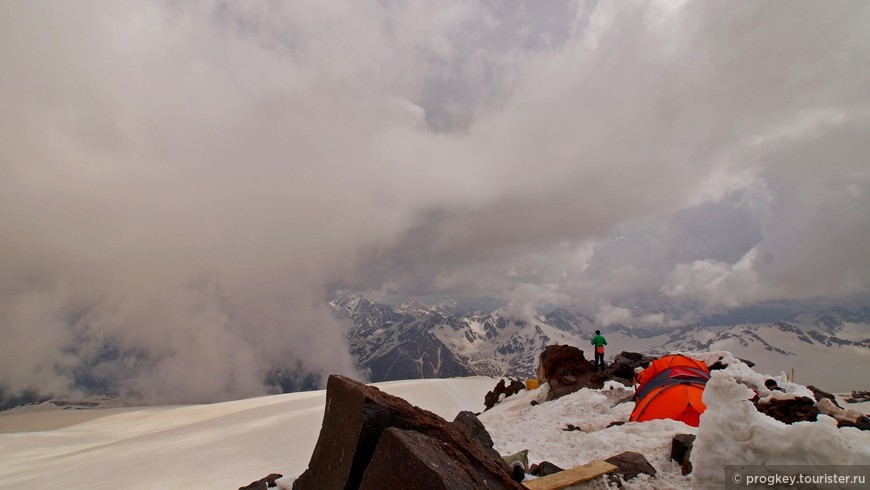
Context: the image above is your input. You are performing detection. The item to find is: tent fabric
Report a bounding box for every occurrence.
[631,354,710,427]
[634,354,709,388]
[630,382,707,426]
[634,364,710,401]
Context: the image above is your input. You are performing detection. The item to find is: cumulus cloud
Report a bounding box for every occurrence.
[1,0,868,402]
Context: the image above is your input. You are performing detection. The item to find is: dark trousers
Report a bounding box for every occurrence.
[594,351,605,369]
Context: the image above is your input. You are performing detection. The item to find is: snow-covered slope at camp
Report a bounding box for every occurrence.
[480,382,697,489]
[2,356,868,489]
[0,378,495,489]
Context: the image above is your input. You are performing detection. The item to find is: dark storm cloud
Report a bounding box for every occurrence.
[1,0,868,401]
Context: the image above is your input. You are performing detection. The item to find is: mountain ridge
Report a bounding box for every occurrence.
[331,294,870,390]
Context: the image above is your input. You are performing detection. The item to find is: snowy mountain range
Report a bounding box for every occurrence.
[331,294,870,391]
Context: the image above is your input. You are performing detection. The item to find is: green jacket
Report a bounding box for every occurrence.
[591,334,607,347]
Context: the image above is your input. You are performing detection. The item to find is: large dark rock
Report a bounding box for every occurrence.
[670,434,696,475]
[604,451,657,480]
[293,375,521,490]
[359,428,487,489]
[453,410,494,449]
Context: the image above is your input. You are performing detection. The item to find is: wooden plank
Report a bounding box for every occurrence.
[522,460,618,490]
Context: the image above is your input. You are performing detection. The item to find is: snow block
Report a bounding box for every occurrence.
[293,375,522,490]
[692,372,870,489]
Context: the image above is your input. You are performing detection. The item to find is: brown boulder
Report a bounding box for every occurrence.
[293,375,521,490]
[604,451,657,480]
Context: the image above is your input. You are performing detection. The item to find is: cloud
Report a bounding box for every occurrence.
[357,0,870,318]
[1,0,868,402]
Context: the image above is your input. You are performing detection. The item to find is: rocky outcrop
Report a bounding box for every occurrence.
[754,396,819,425]
[293,375,522,490]
[538,345,604,400]
[536,346,643,401]
[484,378,526,410]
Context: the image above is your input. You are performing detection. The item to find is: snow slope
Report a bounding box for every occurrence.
[0,378,495,489]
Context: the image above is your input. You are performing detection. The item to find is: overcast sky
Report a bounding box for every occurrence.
[2,0,868,403]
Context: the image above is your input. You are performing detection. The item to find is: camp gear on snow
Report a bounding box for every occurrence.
[630,354,710,427]
[502,449,529,471]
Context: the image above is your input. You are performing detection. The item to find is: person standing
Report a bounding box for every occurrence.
[591,330,607,371]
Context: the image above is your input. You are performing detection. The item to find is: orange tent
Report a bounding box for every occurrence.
[630,383,707,426]
[630,354,710,427]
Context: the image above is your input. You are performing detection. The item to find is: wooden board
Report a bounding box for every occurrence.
[522,460,618,490]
